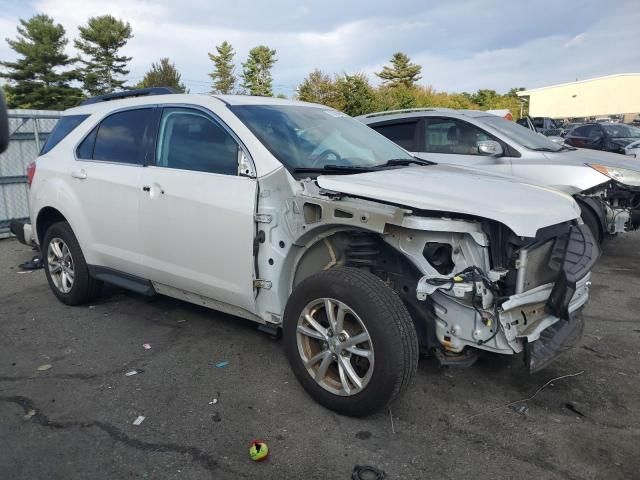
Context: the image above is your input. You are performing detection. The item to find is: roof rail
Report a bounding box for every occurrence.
[80,87,178,106]
[358,107,454,120]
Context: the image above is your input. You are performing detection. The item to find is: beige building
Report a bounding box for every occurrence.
[517,73,640,121]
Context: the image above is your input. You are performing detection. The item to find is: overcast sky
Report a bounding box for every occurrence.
[1,0,639,96]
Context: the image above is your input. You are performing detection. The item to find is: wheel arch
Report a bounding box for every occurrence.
[575,195,607,239]
[36,206,69,245]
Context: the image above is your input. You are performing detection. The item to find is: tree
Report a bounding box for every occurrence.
[74,15,133,95]
[241,45,277,96]
[376,52,422,88]
[335,73,376,116]
[296,69,340,108]
[136,58,186,92]
[208,41,236,94]
[0,15,83,109]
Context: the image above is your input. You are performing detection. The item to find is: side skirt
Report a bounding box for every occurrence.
[88,265,156,296]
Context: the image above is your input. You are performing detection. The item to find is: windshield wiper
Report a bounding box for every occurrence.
[529,147,561,152]
[379,157,434,167]
[292,165,377,174]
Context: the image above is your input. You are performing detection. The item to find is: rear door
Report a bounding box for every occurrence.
[138,106,257,313]
[72,107,155,277]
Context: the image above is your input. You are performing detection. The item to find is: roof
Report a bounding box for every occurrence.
[356,108,493,123]
[517,72,640,96]
[65,93,324,116]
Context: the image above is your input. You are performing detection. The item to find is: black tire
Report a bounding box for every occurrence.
[283,267,418,417]
[580,204,604,244]
[42,221,102,305]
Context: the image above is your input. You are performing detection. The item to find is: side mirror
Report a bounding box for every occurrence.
[0,90,8,154]
[477,140,503,156]
[237,148,256,178]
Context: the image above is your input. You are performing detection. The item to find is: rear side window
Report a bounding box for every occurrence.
[40,115,89,155]
[372,121,418,150]
[77,108,153,164]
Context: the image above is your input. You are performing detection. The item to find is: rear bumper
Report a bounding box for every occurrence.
[9,219,35,246]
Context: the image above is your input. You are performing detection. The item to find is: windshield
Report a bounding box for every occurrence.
[601,124,640,139]
[479,115,563,152]
[230,105,414,170]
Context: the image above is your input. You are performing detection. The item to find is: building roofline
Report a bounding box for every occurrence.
[516,72,640,96]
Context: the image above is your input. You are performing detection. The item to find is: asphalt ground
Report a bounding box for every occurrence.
[1,233,639,479]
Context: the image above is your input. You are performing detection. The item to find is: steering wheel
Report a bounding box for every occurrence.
[310,149,342,168]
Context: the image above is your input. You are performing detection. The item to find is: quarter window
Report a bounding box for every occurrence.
[41,114,89,155]
[156,108,238,175]
[423,118,495,156]
[77,109,153,164]
[372,122,418,150]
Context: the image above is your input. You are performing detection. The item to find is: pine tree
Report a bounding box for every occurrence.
[376,52,422,88]
[335,73,376,116]
[136,58,186,92]
[296,69,341,108]
[74,15,133,95]
[0,15,83,109]
[241,45,277,97]
[208,41,236,94]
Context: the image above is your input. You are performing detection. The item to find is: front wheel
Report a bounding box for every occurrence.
[283,267,418,416]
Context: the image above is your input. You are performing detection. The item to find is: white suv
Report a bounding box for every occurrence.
[25,89,598,416]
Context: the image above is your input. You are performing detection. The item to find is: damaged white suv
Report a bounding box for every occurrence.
[25,90,599,416]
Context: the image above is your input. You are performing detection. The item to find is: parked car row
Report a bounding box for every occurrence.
[8,89,619,417]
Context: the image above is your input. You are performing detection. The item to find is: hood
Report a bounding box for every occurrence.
[544,147,640,170]
[316,164,580,238]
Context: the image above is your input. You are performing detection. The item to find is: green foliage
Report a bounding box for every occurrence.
[136,58,186,93]
[334,73,376,116]
[296,69,341,108]
[0,14,84,109]
[376,52,422,88]
[241,45,277,96]
[208,41,236,94]
[74,15,133,95]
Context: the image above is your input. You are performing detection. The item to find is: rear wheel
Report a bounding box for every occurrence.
[283,267,418,416]
[43,221,102,305]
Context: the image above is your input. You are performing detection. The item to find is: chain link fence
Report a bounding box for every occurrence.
[0,110,61,238]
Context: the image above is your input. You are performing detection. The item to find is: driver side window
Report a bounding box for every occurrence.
[156,107,239,175]
[422,118,494,156]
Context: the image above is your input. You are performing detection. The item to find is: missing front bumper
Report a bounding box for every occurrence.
[524,310,584,373]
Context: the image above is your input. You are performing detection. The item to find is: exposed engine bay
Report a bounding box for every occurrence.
[584,181,640,234]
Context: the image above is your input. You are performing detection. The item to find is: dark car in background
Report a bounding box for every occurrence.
[564,122,640,154]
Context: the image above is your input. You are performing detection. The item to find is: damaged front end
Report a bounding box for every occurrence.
[413,221,599,372]
[583,180,640,234]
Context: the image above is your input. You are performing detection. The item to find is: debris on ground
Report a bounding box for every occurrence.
[249,439,269,461]
[208,398,218,405]
[509,404,529,415]
[565,402,586,417]
[125,369,144,376]
[215,361,229,368]
[19,255,43,271]
[142,343,151,350]
[36,364,52,371]
[133,416,145,426]
[352,465,386,479]
[24,409,37,420]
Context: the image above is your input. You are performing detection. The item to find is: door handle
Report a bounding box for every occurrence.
[142,184,165,195]
[71,169,87,180]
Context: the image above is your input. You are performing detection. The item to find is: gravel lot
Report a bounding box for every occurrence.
[1,234,639,479]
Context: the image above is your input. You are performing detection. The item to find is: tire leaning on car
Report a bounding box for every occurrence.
[42,221,103,305]
[283,267,419,416]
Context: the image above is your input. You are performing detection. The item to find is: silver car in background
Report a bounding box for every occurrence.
[358,108,640,243]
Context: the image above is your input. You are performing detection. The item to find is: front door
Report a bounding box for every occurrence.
[138,106,257,313]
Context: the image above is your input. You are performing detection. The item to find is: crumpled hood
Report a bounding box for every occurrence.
[316,164,580,238]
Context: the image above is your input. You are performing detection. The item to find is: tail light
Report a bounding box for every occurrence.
[26,161,36,187]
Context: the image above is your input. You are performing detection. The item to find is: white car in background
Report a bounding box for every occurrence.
[359,108,640,243]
